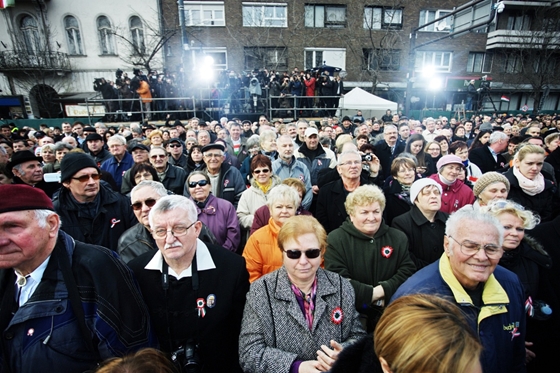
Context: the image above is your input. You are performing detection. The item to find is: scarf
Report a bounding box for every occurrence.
[255,178,273,194]
[513,166,545,196]
[438,173,455,186]
[291,276,318,330]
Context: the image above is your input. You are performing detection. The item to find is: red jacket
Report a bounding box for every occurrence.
[304,77,316,97]
[428,174,475,214]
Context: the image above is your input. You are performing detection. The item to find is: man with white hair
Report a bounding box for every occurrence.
[100,135,134,189]
[392,207,526,373]
[469,131,509,173]
[128,195,249,372]
[422,117,439,142]
[375,124,405,180]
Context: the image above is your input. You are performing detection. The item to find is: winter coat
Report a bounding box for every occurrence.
[382,179,413,226]
[303,77,316,96]
[272,156,313,210]
[184,163,246,208]
[393,254,527,373]
[503,167,556,222]
[325,219,416,331]
[192,194,240,252]
[0,231,155,373]
[295,143,336,186]
[428,173,475,214]
[136,80,152,103]
[160,164,188,196]
[391,204,448,270]
[100,151,134,189]
[53,182,136,251]
[237,175,282,229]
[242,218,284,283]
[238,267,366,373]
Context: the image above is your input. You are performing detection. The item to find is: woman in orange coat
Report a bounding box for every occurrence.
[136,79,152,119]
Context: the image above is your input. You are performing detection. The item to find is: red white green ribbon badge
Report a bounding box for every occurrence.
[381,246,393,259]
[196,298,206,318]
[331,307,343,325]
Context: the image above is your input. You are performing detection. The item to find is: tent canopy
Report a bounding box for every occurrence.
[340,87,397,111]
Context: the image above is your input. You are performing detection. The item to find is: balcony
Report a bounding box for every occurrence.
[0,50,71,73]
[486,29,560,49]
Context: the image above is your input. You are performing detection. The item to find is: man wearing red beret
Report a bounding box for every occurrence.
[0,184,155,372]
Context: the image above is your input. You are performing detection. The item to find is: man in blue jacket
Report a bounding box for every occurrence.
[100,134,134,190]
[392,207,527,373]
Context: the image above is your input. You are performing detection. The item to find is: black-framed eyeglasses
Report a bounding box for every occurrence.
[153,221,197,239]
[284,249,321,260]
[253,168,270,174]
[131,198,157,211]
[188,180,209,188]
[448,236,502,259]
[72,173,101,182]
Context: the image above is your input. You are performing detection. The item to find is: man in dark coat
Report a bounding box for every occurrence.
[374,124,405,181]
[8,150,59,197]
[128,195,249,373]
[53,152,135,251]
[149,146,187,195]
[0,185,154,373]
[468,131,509,173]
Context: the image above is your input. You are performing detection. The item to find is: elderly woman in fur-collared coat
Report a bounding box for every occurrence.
[239,216,366,373]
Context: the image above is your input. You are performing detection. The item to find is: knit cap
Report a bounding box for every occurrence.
[473,172,510,198]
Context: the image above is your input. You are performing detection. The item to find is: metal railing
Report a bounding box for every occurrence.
[0,50,71,72]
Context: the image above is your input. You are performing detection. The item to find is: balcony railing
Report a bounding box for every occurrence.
[0,50,71,72]
[486,29,560,49]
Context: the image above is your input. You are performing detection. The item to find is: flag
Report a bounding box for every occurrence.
[0,0,15,9]
[501,95,510,102]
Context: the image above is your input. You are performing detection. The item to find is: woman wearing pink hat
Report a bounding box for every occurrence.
[428,154,475,213]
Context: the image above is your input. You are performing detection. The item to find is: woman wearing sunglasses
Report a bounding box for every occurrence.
[237,154,281,232]
[239,215,366,373]
[187,171,240,252]
[325,185,416,332]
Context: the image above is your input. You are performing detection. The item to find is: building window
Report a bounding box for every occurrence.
[242,3,287,27]
[363,49,400,71]
[129,16,145,54]
[244,47,287,70]
[507,14,531,30]
[304,48,346,70]
[97,16,116,55]
[504,55,522,73]
[191,48,228,70]
[64,16,84,55]
[419,10,451,32]
[305,5,346,28]
[20,15,40,53]
[184,1,225,26]
[415,51,453,72]
[364,7,403,30]
[467,52,492,73]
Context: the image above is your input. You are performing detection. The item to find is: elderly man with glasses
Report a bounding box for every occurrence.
[392,207,527,373]
[53,152,135,251]
[149,146,187,195]
[128,195,249,372]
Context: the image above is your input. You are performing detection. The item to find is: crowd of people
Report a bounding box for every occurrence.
[92,67,345,122]
[1,109,560,372]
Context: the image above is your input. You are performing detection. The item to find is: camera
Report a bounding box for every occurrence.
[171,342,201,373]
[362,153,373,162]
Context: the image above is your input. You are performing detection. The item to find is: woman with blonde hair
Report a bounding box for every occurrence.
[504,144,556,221]
[331,294,482,373]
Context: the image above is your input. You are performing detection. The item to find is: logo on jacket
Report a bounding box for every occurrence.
[317,160,323,166]
[381,246,393,258]
[110,218,121,228]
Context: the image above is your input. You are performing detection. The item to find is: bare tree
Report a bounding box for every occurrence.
[111,9,178,72]
[494,6,560,114]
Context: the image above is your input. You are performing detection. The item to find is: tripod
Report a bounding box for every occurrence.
[476,89,497,114]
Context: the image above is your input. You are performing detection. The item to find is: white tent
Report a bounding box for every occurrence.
[339,87,398,120]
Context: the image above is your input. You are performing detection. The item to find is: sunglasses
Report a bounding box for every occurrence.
[253,169,270,174]
[284,249,321,260]
[188,180,209,188]
[168,144,181,148]
[151,154,167,159]
[72,173,101,182]
[131,198,157,211]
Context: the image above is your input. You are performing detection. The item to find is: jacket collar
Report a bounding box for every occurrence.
[410,205,447,225]
[438,253,509,307]
[274,267,337,333]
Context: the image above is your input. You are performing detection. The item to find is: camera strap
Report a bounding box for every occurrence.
[161,253,198,292]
